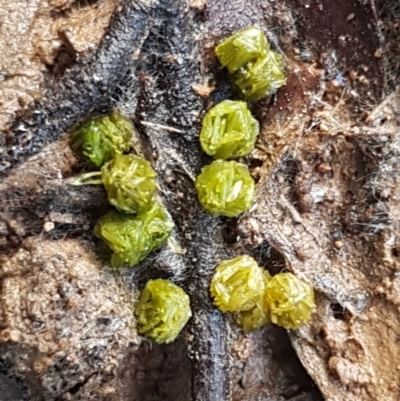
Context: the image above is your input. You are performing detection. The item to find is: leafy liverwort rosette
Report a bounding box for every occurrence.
[101,154,157,214]
[234,270,271,332]
[264,273,315,329]
[195,160,255,217]
[136,279,192,344]
[139,200,175,249]
[215,26,269,74]
[70,111,133,167]
[200,100,259,159]
[94,210,152,268]
[210,255,265,312]
[94,201,174,268]
[216,26,286,100]
[232,50,286,100]
[210,255,315,332]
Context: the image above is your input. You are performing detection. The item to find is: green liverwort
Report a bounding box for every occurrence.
[264,273,315,329]
[136,279,192,344]
[70,111,132,167]
[94,201,174,268]
[195,160,255,217]
[216,26,286,100]
[234,300,270,332]
[234,270,271,332]
[94,210,151,268]
[101,154,157,214]
[232,51,286,100]
[200,100,259,159]
[215,26,269,74]
[210,255,265,312]
[139,200,175,249]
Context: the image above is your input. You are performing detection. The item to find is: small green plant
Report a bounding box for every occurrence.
[234,300,270,332]
[215,26,269,74]
[70,111,132,167]
[265,272,315,329]
[94,201,174,268]
[216,26,286,100]
[101,154,157,214]
[210,255,265,312]
[234,270,271,332]
[69,112,174,271]
[136,279,192,344]
[195,160,255,217]
[200,100,259,159]
[210,257,315,331]
[140,201,176,249]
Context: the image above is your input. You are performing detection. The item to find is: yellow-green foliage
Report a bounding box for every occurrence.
[210,257,315,331]
[200,100,259,159]
[265,272,315,329]
[136,279,192,344]
[210,255,265,312]
[234,270,271,332]
[140,201,175,249]
[216,26,269,74]
[216,26,286,100]
[70,111,132,167]
[195,160,255,217]
[94,202,174,268]
[101,154,157,214]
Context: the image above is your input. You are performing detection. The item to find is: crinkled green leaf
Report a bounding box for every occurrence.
[136,279,192,344]
[94,210,152,268]
[215,26,269,74]
[264,273,315,329]
[200,100,259,159]
[215,26,286,100]
[70,111,132,167]
[234,270,271,331]
[94,201,174,268]
[210,255,265,312]
[101,154,157,214]
[232,50,286,100]
[195,160,255,217]
[140,201,175,249]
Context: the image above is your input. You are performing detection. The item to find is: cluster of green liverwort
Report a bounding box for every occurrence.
[70,27,315,344]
